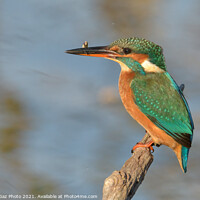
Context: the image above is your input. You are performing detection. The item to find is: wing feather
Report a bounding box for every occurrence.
[131,72,194,148]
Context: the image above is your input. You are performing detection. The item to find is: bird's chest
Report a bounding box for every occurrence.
[118,71,155,126]
[118,71,137,116]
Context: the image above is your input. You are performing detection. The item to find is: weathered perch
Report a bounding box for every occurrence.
[102,133,153,200]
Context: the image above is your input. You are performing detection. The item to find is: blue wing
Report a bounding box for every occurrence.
[131,72,194,148]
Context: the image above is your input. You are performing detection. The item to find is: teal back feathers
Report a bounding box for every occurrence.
[130,71,194,172]
[130,72,193,148]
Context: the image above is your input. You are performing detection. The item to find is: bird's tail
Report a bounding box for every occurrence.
[181,146,190,173]
[174,145,190,173]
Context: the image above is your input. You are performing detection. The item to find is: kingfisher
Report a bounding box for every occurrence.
[66,37,194,173]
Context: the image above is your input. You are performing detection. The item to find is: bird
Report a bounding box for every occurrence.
[66,37,194,173]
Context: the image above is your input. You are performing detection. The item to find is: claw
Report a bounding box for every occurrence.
[131,140,154,153]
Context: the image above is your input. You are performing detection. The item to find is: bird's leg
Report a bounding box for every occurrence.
[131,140,154,153]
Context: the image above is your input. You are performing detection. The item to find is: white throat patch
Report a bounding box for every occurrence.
[141,60,165,73]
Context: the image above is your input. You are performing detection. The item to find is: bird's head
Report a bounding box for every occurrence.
[66,37,166,74]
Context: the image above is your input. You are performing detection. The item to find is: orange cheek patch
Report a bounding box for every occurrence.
[109,46,149,64]
[124,53,149,63]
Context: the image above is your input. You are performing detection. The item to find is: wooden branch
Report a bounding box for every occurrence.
[102,133,153,200]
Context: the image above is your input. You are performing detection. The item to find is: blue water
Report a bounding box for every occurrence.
[0,0,200,199]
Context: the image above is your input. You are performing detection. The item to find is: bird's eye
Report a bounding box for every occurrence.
[123,48,131,54]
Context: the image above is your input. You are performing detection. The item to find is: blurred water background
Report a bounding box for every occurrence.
[1,0,200,199]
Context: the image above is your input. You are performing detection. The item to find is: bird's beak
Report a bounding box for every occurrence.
[65,46,118,58]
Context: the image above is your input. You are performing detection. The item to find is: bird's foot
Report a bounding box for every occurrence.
[131,140,154,153]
